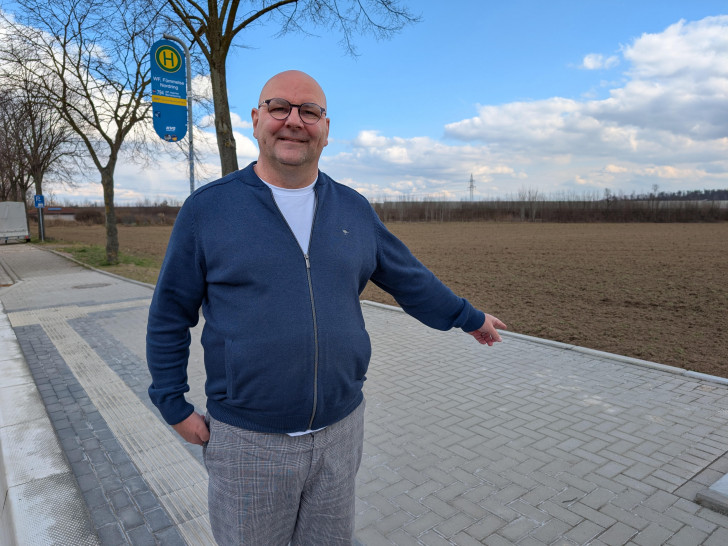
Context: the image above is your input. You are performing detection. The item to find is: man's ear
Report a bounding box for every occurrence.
[251,108,259,137]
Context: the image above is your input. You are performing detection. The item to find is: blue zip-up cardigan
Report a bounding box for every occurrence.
[146,163,485,433]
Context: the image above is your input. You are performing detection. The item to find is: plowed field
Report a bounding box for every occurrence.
[41,222,728,378]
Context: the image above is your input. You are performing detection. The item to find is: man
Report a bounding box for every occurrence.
[146,70,506,545]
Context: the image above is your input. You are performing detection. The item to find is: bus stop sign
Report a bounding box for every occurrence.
[150,39,187,142]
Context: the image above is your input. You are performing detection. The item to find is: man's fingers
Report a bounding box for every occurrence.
[487,315,507,332]
[471,328,499,346]
[172,412,210,445]
[467,314,506,346]
[485,329,501,343]
[198,421,211,443]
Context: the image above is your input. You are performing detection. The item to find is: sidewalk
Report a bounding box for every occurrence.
[1,242,728,545]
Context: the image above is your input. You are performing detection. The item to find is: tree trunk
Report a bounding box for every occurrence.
[209,54,238,176]
[101,167,119,264]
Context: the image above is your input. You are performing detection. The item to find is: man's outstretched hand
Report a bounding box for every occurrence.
[468,313,507,346]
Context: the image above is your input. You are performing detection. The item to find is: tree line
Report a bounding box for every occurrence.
[30,189,728,226]
[372,194,728,223]
[632,188,728,202]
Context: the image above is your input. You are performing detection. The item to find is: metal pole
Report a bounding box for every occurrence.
[39,208,45,242]
[163,34,195,194]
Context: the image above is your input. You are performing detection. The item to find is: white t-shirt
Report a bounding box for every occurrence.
[261,179,316,253]
[261,177,322,436]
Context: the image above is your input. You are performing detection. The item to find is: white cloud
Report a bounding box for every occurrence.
[191,74,212,100]
[435,15,728,196]
[605,164,628,174]
[640,165,707,179]
[581,53,620,70]
[322,131,526,200]
[623,16,728,80]
[198,111,252,130]
[352,130,389,148]
[234,132,259,163]
[231,112,253,130]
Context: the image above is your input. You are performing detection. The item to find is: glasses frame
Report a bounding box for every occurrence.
[258,98,326,125]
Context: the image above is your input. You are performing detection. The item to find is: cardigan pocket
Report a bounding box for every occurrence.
[223,336,312,413]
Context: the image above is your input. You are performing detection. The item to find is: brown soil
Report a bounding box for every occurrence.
[42,222,728,378]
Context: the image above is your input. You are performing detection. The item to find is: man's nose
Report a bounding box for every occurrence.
[284,106,305,127]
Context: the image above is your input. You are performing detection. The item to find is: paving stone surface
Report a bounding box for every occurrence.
[1,243,728,545]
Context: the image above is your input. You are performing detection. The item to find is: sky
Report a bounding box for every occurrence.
[45,0,728,204]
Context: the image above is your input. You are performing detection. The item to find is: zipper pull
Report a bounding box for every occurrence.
[304,254,311,269]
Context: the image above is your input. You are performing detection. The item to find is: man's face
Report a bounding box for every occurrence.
[252,72,329,173]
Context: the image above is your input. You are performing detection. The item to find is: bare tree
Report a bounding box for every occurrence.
[19,93,78,204]
[162,0,419,175]
[0,68,80,237]
[1,0,163,263]
[517,186,540,222]
[0,89,41,202]
[0,91,33,203]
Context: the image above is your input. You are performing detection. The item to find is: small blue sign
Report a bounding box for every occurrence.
[150,39,187,142]
[34,195,45,208]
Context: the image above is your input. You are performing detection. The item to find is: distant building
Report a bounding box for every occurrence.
[26,207,78,222]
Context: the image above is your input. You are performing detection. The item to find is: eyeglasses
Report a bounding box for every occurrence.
[258,98,326,125]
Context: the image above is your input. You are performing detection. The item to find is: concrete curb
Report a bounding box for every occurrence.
[0,250,21,287]
[696,488,728,517]
[0,301,98,545]
[696,473,728,517]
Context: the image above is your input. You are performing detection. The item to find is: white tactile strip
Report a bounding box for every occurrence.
[8,302,215,545]
[0,303,99,545]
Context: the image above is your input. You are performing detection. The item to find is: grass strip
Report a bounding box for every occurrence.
[57,244,158,268]
[53,243,162,285]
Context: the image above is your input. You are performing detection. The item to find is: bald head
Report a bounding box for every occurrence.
[258,70,327,110]
[252,70,330,188]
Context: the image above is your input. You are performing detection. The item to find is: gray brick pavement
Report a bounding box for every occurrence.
[2,243,728,545]
[359,307,728,544]
[16,322,186,545]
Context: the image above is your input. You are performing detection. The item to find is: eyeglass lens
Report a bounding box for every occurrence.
[265,98,323,124]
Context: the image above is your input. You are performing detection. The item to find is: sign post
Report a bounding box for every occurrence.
[151,37,195,195]
[34,195,45,242]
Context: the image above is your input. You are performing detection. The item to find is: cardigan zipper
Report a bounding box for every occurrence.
[303,252,319,430]
[266,187,320,430]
